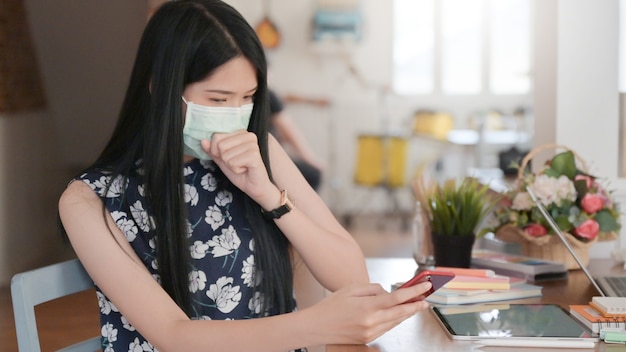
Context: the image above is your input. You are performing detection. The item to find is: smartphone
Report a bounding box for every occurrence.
[398,270,455,302]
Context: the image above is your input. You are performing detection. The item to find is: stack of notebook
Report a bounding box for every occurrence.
[569,297,626,335]
[424,266,543,305]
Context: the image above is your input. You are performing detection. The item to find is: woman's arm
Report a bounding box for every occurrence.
[266,135,369,290]
[204,131,367,290]
[59,181,431,351]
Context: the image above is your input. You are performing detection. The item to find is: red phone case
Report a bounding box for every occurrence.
[398,270,455,301]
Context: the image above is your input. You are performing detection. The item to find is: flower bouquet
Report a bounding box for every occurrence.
[493,145,621,269]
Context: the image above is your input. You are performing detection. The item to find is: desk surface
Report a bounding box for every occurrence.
[322,257,624,352]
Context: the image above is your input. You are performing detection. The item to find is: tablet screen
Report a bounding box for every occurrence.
[432,304,595,340]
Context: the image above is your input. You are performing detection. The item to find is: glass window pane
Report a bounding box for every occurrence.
[393,0,434,94]
[490,0,531,94]
[618,0,626,92]
[441,0,483,94]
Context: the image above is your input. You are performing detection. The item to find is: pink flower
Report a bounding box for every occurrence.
[575,219,600,240]
[581,193,604,214]
[524,223,548,237]
[574,174,593,189]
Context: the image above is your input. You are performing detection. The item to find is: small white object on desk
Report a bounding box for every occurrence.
[475,338,595,349]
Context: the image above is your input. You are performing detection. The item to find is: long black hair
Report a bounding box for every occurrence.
[85,0,293,317]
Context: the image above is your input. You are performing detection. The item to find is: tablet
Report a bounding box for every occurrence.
[431,304,598,345]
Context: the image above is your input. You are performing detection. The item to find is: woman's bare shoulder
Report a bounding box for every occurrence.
[59,179,100,208]
[58,180,105,229]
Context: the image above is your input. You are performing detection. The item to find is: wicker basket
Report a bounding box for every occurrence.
[494,144,611,270]
[496,224,596,270]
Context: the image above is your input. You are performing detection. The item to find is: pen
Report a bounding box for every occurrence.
[475,339,596,349]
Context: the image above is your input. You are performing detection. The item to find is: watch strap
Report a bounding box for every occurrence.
[261,189,294,220]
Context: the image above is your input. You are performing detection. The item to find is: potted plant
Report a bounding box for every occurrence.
[413,177,499,268]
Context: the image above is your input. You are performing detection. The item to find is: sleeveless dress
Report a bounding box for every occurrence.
[78,158,297,351]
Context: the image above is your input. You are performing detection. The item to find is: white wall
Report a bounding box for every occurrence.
[535,0,626,256]
[226,0,531,215]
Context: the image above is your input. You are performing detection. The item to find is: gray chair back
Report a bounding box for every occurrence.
[11,258,100,352]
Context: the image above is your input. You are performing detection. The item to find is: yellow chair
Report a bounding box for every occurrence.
[354,135,384,186]
[353,134,408,188]
[351,134,410,229]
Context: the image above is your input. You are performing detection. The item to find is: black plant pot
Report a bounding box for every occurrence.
[431,233,476,268]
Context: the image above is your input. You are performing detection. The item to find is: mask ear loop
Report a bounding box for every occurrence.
[182,96,189,104]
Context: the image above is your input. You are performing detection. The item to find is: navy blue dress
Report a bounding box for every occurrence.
[78,159,293,351]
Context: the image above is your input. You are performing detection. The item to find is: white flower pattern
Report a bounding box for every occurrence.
[111,211,138,242]
[130,200,152,232]
[208,225,241,257]
[185,184,199,206]
[205,205,226,230]
[189,269,207,293]
[189,240,209,259]
[207,276,242,314]
[77,159,295,351]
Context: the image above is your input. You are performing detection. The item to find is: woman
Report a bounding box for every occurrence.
[58,1,432,351]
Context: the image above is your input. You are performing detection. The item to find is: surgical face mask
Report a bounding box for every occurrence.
[182,97,253,160]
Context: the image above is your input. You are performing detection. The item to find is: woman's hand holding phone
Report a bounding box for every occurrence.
[397,270,455,303]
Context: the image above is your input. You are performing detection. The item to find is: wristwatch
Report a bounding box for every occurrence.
[262,189,295,220]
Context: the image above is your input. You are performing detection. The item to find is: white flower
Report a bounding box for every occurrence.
[121,315,135,331]
[215,190,233,206]
[105,175,126,198]
[205,205,226,230]
[111,211,138,242]
[201,172,218,192]
[97,291,119,315]
[532,174,575,206]
[554,175,577,204]
[511,192,533,211]
[128,337,155,352]
[101,322,118,343]
[184,184,199,206]
[207,276,242,313]
[184,166,194,176]
[140,341,156,352]
[131,200,153,232]
[248,291,264,315]
[189,269,207,293]
[208,225,241,257]
[149,238,156,250]
[128,338,143,352]
[89,176,123,197]
[190,240,209,259]
[241,255,261,287]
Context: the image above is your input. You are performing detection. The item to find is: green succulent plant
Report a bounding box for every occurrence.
[415,177,500,238]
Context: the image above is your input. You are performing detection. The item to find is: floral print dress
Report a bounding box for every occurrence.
[78,159,287,351]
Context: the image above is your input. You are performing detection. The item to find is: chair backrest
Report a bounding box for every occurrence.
[353,134,409,188]
[11,258,101,352]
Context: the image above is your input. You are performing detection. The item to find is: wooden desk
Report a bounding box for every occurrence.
[322,257,625,352]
